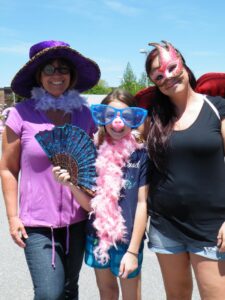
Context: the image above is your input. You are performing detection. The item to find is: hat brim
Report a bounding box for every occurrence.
[11,46,101,98]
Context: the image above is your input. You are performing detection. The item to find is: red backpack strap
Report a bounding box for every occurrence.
[195,72,225,98]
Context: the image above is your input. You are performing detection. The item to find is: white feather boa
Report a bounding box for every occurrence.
[90,132,143,264]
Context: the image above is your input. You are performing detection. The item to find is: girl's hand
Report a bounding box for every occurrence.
[52,166,71,186]
[52,166,91,211]
[119,251,138,279]
[217,222,225,252]
[8,216,28,248]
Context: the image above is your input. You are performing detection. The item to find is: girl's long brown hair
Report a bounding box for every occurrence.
[145,48,197,171]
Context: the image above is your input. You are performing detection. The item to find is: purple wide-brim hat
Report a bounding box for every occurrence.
[11,40,101,98]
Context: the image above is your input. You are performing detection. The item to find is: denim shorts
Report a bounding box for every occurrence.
[148,225,225,261]
[85,235,144,278]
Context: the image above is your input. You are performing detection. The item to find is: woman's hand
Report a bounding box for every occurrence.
[217,222,225,252]
[52,166,71,186]
[119,251,138,279]
[8,216,28,248]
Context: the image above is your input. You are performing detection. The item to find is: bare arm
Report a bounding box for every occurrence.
[119,184,149,278]
[70,185,92,212]
[52,166,92,212]
[128,184,148,253]
[0,126,27,247]
[217,119,225,251]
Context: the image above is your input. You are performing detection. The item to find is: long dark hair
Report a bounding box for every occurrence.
[145,48,197,171]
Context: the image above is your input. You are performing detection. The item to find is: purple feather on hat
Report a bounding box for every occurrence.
[29,41,70,58]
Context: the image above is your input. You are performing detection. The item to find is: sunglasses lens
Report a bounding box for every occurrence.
[59,67,70,74]
[91,105,108,125]
[43,64,55,75]
[121,109,134,126]
[42,65,70,75]
[122,108,146,128]
[91,105,116,125]
[133,109,146,127]
[104,107,116,123]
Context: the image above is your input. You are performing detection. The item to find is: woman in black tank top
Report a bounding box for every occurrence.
[141,40,225,300]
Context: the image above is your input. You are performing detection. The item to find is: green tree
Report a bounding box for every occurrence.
[120,63,154,95]
[138,71,154,89]
[84,79,112,94]
[15,94,25,103]
[120,63,139,95]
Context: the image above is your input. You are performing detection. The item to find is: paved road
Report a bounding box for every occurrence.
[0,143,200,299]
[0,193,200,299]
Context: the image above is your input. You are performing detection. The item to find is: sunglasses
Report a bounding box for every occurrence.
[91,104,147,128]
[42,64,71,76]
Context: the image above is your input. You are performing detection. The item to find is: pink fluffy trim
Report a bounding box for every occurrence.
[90,132,143,264]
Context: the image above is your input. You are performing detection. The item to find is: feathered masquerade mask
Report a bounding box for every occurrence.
[148,40,184,87]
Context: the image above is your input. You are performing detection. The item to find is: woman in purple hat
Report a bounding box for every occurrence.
[0,40,100,299]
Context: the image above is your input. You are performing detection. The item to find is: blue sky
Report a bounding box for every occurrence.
[1,0,225,88]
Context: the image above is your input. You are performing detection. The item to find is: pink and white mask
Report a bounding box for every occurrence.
[149,41,184,87]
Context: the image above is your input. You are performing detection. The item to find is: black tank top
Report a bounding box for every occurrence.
[149,95,225,246]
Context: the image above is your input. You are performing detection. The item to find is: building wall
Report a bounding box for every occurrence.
[0,87,14,108]
[82,94,106,105]
[0,90,5,106]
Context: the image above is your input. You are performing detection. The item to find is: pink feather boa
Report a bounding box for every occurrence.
[90,132,143,264]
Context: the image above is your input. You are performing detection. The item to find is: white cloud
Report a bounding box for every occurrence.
[41,0,106,21]
[104,0,141,16]
[190,51,221,57]
[0,43,30,55]
[0,26,20,38]
[96,57,124,72]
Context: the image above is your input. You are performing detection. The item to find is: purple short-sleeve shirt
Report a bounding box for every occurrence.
[6,99,96,228]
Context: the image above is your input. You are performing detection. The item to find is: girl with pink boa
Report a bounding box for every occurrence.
[53,89,150,300]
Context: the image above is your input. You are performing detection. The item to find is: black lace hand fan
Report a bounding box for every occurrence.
[35,124,97,196]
